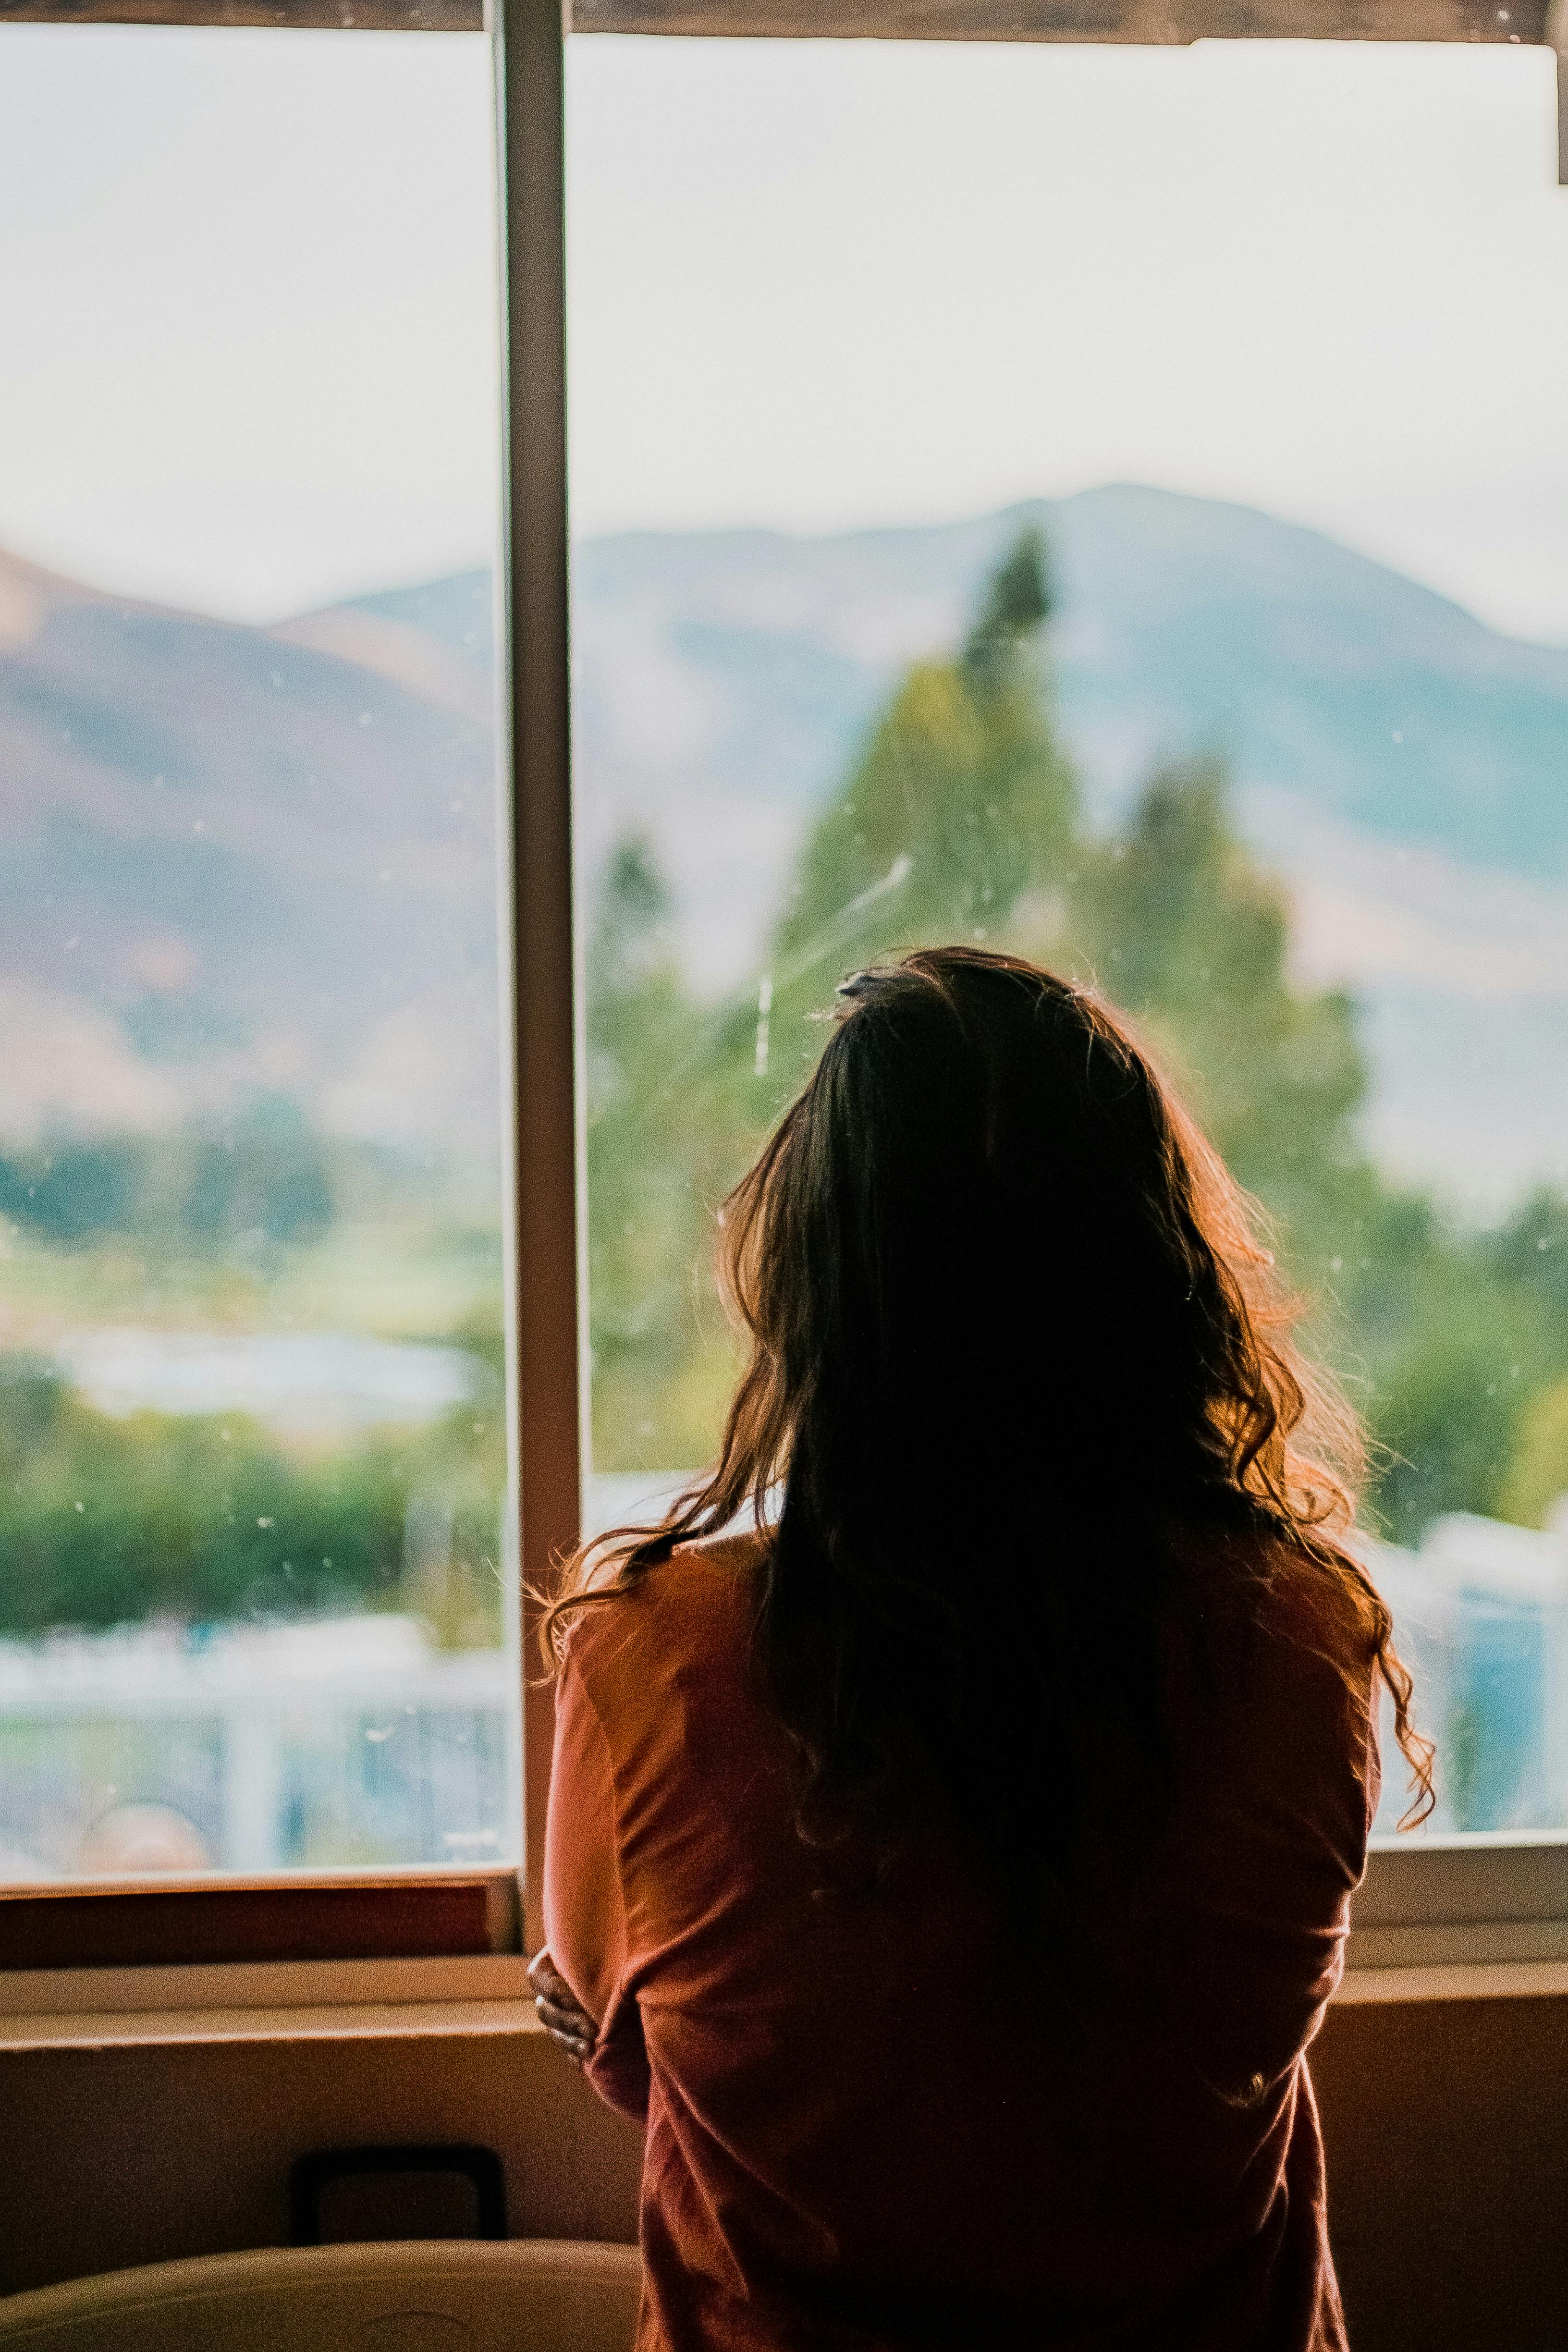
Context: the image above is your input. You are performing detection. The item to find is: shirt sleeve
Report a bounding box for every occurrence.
[541,1644,651,2124]
[1154,1588,1378,2105]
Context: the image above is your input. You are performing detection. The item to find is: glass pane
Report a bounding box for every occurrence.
[566,36,1568,1837]
[0,26,516,1881]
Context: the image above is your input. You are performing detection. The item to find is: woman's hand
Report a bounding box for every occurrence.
[528,1946,600,2066]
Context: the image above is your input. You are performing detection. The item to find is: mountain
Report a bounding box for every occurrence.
[564,486,1568,1210]
[0,485,1564,1210]
[0,547,501,1171]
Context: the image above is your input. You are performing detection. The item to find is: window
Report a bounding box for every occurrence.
[567,33,1568,1866]
[0,23,523,1887]
[2,0,1562,1974]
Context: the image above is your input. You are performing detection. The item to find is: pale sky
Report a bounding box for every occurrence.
[0,26,1564,637]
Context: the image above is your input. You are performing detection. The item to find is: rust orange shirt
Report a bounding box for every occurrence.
[543,1528,1378,2352]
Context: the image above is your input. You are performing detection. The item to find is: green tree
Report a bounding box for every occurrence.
[577,531,1568,1552]
[0,1358,409,1634]
[584,837,734,1470]
[1056,758,1567,1544]
[1062,757,1365,1249]
[755,527,1078,1103]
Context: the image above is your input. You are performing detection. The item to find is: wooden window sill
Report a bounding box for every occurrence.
[12,1954,1568,2054]
[0,1951,534,2049]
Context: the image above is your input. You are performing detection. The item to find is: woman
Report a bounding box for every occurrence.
[530,947,1431,2352]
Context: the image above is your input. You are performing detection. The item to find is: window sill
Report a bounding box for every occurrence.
[12,1949,1568,2055]
[1337,1960,1568,2006]
[1352,1835,1568,1970]
[0,1952,534,2050]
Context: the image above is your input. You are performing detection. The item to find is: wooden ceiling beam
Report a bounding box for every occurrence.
[0,0,479,24]
[0,0,1551,34]
[575,0,1547,36]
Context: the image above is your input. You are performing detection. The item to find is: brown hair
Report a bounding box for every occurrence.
[546,947,1433,1910]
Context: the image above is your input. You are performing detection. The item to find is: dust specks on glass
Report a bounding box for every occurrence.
[0,28,516,1881]
[565,36,1568,1843]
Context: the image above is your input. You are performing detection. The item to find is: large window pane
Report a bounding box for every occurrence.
[566,36,1568,1838]
[0,27,516,1880]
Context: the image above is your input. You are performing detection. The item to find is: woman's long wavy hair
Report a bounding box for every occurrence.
[545,947,1433,1911]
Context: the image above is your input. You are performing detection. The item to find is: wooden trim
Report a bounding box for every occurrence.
[0,1876,522,1972]
[494,0,580,1952]
[0,0,481,24]
[0,0,1546,35]
[0,1952,528,2019]
[1338,1960,1568,2004]
[572,0,1546,34]
[1360,1833,1568,1930]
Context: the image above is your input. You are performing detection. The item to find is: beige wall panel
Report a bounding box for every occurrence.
[0,2027,642,2302]
[2,1996,1568,2350]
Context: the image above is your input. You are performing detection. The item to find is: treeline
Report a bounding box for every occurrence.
[0,1095,333,1252]
[586,527,1568,1545]
[0,1344,507,1644]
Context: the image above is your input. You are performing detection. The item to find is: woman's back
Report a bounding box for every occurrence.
[544,1519,1378,2352]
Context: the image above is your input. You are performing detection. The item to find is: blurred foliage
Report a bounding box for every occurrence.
[1059,759,1366,1238]
[1501,1378,1568,1531]
[0,1094,334,1256]
[585,840,743,1470]
[0,1352,505,1644]
[768,524,1074,1057]
[582,525,1568,1550]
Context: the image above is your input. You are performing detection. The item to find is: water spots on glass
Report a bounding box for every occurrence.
[754,972,773,1080]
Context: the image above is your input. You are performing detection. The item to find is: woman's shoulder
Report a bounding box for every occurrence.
[560,1523,770,1690]
[1173,1511,1383,1765]
[670,1523,772,1577]
[1155,1514,1384,1860]
[1174,1507,1377,1647]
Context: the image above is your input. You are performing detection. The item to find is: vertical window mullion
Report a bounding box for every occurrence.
[494,0,581,1950]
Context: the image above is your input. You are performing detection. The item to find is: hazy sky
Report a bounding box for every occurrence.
[0,27,1564,636]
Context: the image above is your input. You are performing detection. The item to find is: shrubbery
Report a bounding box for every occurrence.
[0,1353,505,1642]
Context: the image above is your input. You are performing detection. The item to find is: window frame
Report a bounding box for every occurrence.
[0,0,1563,1997]
[0,0,576,1975]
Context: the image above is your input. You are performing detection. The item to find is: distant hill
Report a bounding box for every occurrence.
[0,485,1564,1210]
[564,486,1568,1209]
[566,484,1568,886]
[0,547,501,1172]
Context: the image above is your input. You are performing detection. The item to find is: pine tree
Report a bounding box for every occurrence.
[753,525,1078,1104]
[1063,756,1365,1243]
